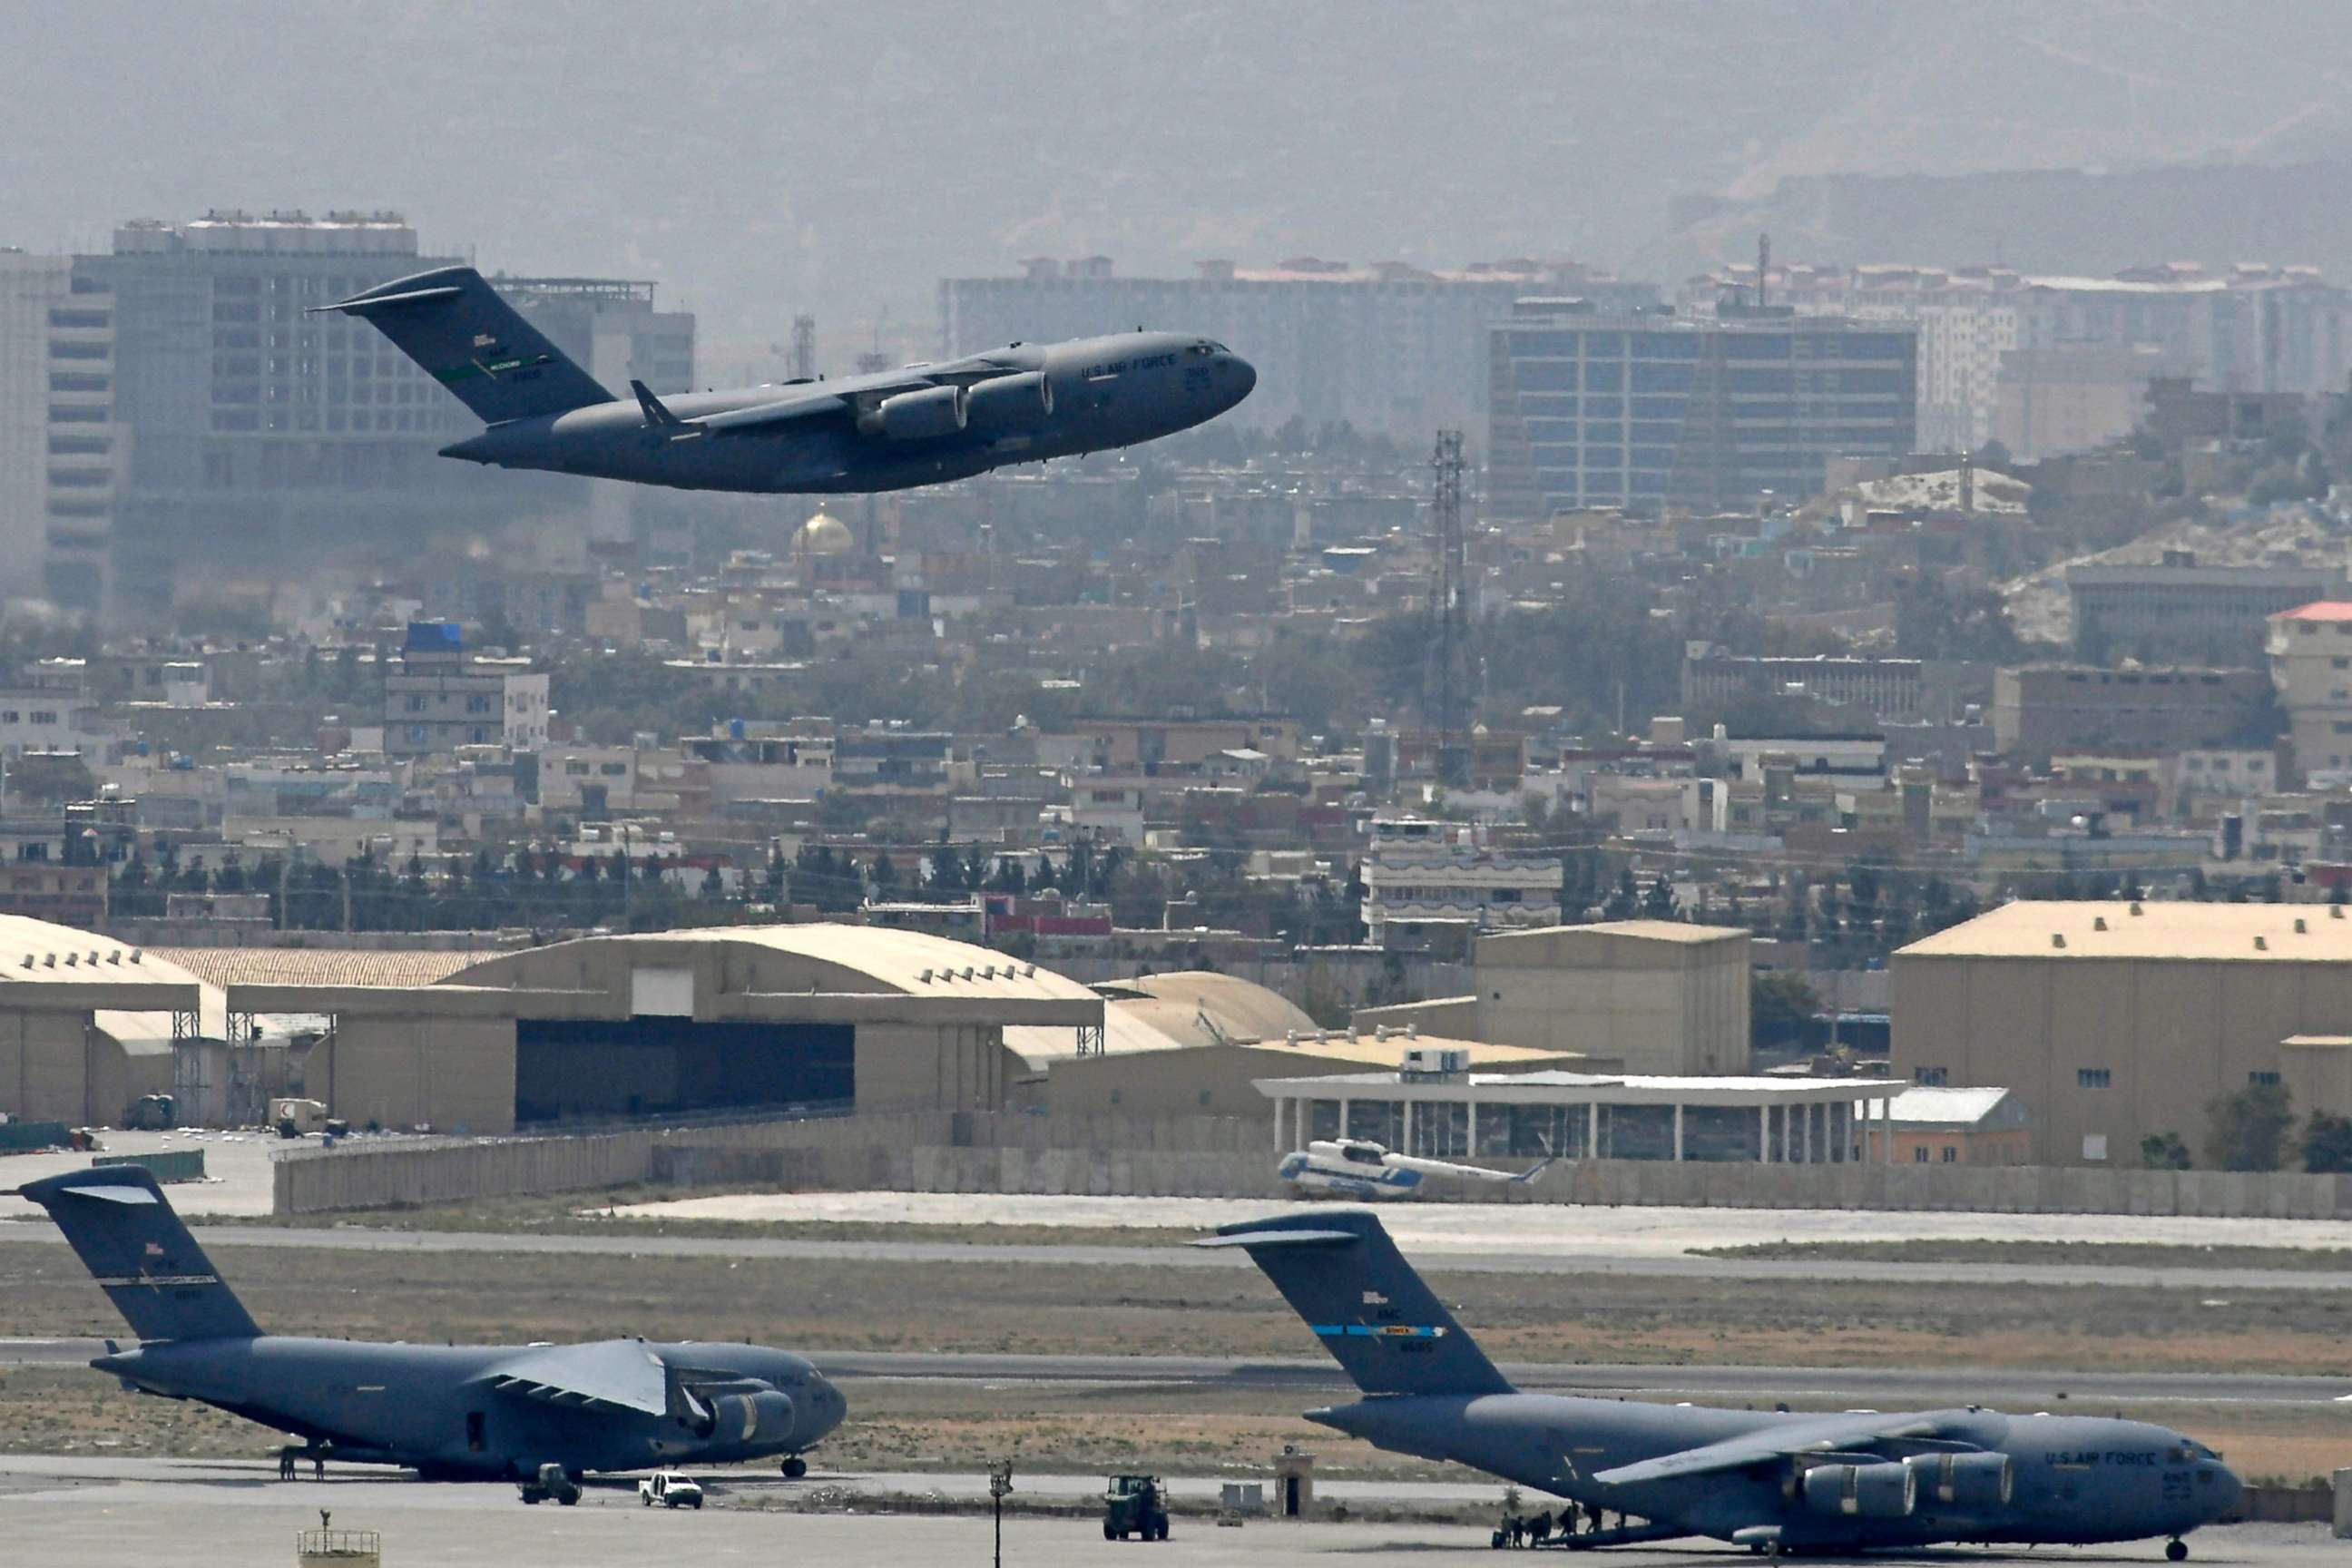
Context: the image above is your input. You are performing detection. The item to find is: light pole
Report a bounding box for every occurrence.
[989,1460,1014,1568]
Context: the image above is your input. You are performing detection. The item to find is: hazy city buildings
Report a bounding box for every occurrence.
[0,252,120,612]
[941,256,1656,437]
[1684,260,2352,458]
[2067,555,2340,663]
[1486,301,1917,517]
[71,213,696,622]
[2266,601,2352,781]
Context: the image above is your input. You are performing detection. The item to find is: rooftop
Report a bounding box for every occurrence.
[1899,900,2352,963]
[2270,601,2352,623]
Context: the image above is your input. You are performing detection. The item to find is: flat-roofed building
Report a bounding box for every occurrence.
[1894,900,2352,1166]
[2266,601,2352,781]
[1991,665,2274,760]
[1258,1065,1896,1165]
[2068,557,2338,665]
[1357,920,1750,1077]
[1487,301,1916,517]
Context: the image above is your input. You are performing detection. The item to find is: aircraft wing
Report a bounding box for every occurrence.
[678,361,1030,439]
[1592,1410,1973,1486]
[476,1338,671,1416]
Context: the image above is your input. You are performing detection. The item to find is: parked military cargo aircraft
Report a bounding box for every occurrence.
[1204,1209,2241,1558]
[18,1165,843,1498]
[317,268,1254,494]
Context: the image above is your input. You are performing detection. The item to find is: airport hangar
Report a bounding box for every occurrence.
[1893,899,2352,1166]
[0,921,1106,1136]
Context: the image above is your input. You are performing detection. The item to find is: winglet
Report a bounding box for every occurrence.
[632,379,683,428]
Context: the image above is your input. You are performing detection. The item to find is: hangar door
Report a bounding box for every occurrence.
[514,1019,854,1123]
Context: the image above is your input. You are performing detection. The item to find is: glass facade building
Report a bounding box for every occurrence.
[1487,303,1917,517]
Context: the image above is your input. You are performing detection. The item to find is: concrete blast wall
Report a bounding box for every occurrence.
[277,1112,2352,1219]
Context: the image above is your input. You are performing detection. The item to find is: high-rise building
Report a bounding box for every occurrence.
[1683,260,2352,457]
[75,213,696,622]
[0,251,121,612]
[941,256,1658,438]
[1486,301,1917,518]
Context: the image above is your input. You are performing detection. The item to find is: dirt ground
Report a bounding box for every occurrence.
[1700,1240,2352,1271]
[5,1238,2347,1485]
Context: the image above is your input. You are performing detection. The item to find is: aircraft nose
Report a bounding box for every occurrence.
[2201,1461,2242,1522]
[1221,353,1257,405]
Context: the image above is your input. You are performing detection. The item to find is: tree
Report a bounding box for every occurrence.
[869,851,897,889]
[1642,872,1680,921]
[2202,1081,2293,1172]
[2138,1131,2192,1171]
[2300,1111,2352,1173]
[1602,868,1638,920]
[1751,973,1819,1051]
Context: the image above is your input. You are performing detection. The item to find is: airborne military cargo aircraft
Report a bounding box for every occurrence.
[19,1166,845,1499]
[1204,1210,2242,1559]
[316,267,1254,494]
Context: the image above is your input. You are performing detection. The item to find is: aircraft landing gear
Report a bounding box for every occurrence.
[2166,1540,2189,1563]
[780,1456,808,1479]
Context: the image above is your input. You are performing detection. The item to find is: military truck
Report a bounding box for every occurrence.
[1103,1474,1170,1541]
[517,1462,580,1506]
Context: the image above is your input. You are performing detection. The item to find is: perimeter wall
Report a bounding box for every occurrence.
[271,1111,2352,1219]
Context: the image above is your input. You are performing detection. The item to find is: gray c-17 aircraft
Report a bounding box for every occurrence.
[18,1165,844,1497]
[1204,1210,2241,1559]
[315,268,1255,494]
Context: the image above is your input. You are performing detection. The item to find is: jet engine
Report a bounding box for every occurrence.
[859,385,967,440]
[1801,1460,1916,1519]
[694,1388,796,1445]
[965,371,1054,431]
[1907,1452,2014,1509]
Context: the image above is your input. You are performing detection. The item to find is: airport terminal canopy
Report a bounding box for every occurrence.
[1255,1066,1897,1165]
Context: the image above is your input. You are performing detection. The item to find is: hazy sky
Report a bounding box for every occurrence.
[6,1,2344,370]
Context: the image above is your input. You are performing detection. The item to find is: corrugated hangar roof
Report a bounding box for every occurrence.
[446,924,1099,1002]
[165,946,495,992]
[1898,900,2352,962]
[1102,970,1319,1044]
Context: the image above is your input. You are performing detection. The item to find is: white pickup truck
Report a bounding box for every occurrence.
[639,1471,704,1509]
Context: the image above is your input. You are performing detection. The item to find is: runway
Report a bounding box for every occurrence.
[6,1338,2341,1408]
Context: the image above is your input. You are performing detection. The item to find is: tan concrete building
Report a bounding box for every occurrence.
[0,916,219,1126]
[1894,901,2352,1166]
[1020,970,1593,1119]
[1357,921,1751,1076]
[2266,601,2352,780]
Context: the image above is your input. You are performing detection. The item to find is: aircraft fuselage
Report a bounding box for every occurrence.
[96,1336,843,1478]
[443,332,1254,494]
[1316,1394,2240,1550]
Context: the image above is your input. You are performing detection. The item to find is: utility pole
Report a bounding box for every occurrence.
[789,313,817,380]
[1422,430,1474,789]
[989,1460,1014,1568]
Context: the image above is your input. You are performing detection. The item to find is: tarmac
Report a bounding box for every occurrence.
[0,1455,2335,1568]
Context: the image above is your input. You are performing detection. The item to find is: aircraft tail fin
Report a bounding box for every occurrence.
[1511,1156,1555,1185]
[16,1165,260,1342]
[1197,1210,1512,1397]
[313,266,613,425]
